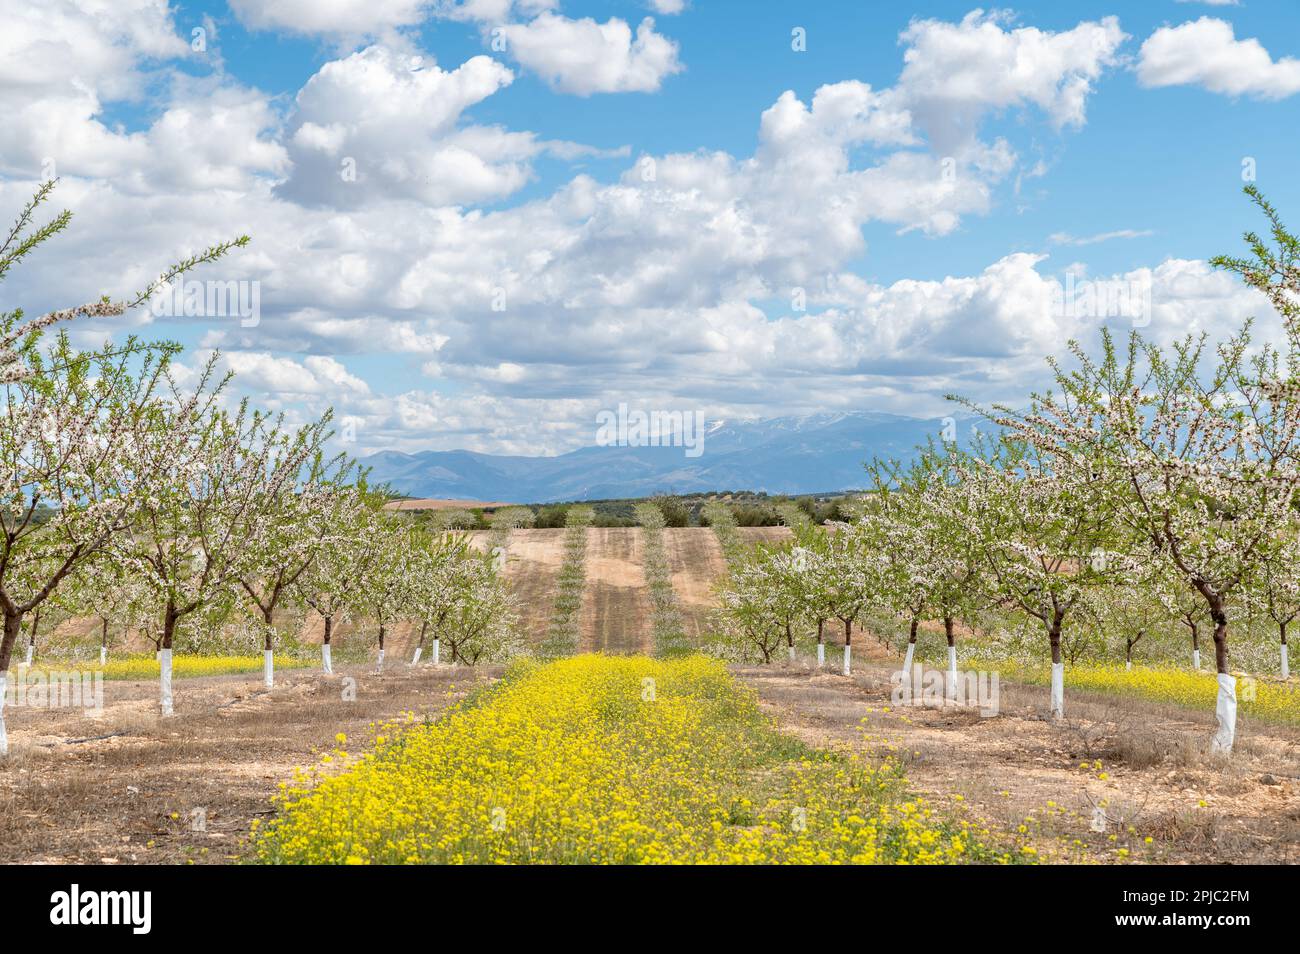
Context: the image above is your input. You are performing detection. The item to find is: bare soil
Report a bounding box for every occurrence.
[0,664,493,864]
[737,661,1300,864]
[579,528,653,654]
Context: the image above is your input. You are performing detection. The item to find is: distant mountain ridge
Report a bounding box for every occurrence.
[361,410,969,503]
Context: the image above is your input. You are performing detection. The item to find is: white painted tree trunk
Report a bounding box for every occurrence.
[787,645,796,663]
[1210,673,1237,755]
[263,650,274,688]
[159,649,174,716]
[321,643,333,674]
[902,642,915,675]
[376,648,385,671]
[24,643,32,666]
[842,644,851,676]
[100,646,107,666]
[412,646,423,665]
[1192,649,1201,670]
[432,639,440,666]
[1050,662,1064,720]
[0,673,8,756]
[816,643,824,667]
[1282,645,1290,680]
[1125,660,1132,671]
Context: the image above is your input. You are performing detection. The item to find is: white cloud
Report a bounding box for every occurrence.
[8,3,1244,456]
[1048,229,1154,246]
[499,13,683,95]
[648,0,686,13]
[228,0,431,38]
[276,46,539,207]
[1138,17,1300,99]
[896,10,1126,151]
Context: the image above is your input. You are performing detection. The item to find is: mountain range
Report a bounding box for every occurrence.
[361,410,970,503]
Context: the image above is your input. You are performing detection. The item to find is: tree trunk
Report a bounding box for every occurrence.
[843,618,851,646]
[418,620,428,649]
[27,608,40,660]
[1206,596,1235,754]
[909,618,919,644]
[0,610,23,673]
[943,616,954,646]
[817,619,824,645]
[1210,602,1229,674]
[0,610,19,755]
[162,601,179,650]
[377,623,385,650]
[159,601,179,717]
[321,615,334,674]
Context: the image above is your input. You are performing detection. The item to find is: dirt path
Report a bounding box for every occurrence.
[0,664,494,864]
[738,661,1300,864]
[579,529,653,654]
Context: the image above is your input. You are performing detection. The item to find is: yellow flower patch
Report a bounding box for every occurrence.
[253,654,1010,865]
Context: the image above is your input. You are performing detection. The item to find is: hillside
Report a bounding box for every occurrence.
[361,411,973,502]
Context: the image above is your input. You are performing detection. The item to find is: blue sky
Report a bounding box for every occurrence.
[2,1,1298,456]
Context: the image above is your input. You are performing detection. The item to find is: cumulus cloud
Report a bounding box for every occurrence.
[276,46,538,207]
[228,0,432,38]
[896,10,1126,152]
[498,13,683,95]
[1138,17,1300,100]
[11,3,1270,456]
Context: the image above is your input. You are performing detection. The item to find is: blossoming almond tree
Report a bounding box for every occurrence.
[942,439,1117,718]
[0,182,246,751]
[985,321,1300,752]
[716,550,792,664]
[868,449,984,690]
[121,359,329,714]
[1252,531,1300,679]
[431,551,521,665]
[359,516,420,671]
[239,455,355,687]
[291,489,383,673]
[1153,566,1211,670]
[406,530,472,665]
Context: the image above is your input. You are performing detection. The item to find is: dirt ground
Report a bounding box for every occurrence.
[579,528,654,654]
[0,664,493,864]
[3,651,1296,865]
[737,659,1300,864]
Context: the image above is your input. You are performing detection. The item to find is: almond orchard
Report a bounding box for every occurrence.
[3,182,1299,867]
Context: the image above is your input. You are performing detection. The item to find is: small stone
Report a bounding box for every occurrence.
[1260,774,1280,786]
